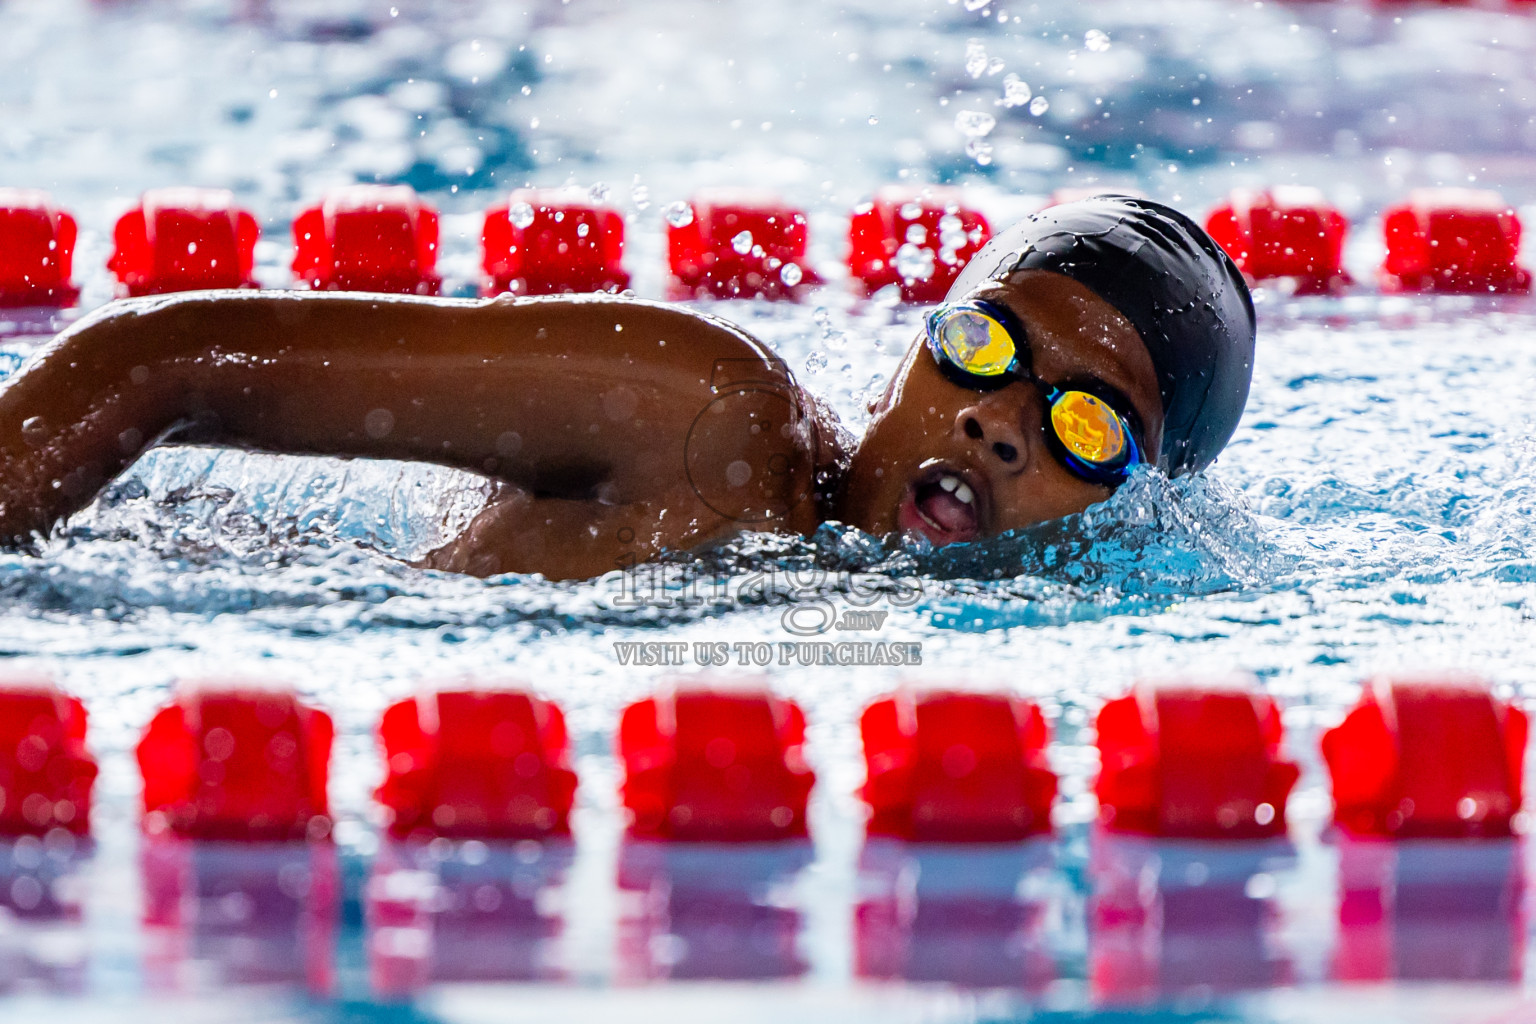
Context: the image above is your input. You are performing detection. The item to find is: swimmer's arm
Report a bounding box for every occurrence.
[418,481,712,579]
[0,291,821,564]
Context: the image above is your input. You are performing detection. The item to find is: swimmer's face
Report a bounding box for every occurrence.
[840,269,1165,545]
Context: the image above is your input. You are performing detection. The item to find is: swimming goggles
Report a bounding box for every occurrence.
[925,299,1143,486]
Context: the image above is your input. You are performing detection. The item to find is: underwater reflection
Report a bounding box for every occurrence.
[617,840,811,982]
[1334,837,1522,983]
[140,837,337,995]
[366,838,572,997]
[855,838,1056,990]
[0,833,90,994]
[1089,833,1295,1002]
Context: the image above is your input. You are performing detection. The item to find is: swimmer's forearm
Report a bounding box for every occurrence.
[0,290,802,544]
[0,303,185,541]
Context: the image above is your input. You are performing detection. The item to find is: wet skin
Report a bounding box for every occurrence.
[839,269,1165,547]
[0,270,1163,579]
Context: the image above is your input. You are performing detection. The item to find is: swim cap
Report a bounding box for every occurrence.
[945,195,1256,476]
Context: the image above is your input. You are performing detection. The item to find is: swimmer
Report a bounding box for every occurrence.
[0,196,1254,580]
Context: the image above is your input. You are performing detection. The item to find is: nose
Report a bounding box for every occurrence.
[956,393,1030,468]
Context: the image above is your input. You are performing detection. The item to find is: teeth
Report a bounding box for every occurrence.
[939,474,959,492]
[954,482,975,506]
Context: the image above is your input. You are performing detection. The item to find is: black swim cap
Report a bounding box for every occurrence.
[945,195,1256,476]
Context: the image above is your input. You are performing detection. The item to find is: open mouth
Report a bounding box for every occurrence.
[896,463,986,546]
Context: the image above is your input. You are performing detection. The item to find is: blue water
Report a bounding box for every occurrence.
[3,0,1536,1020]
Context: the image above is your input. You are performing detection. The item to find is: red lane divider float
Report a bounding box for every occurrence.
[0,681,96,836]
[666,189,820,301]
[1333,836,1522,984]
[1323,677,1527,839]
[142,840,340,994]
[0,189,79,308]
[12,180,1536,303]
[482,188,629,296]
[1095,679,1299,839]
[292,184,441,295]
[860,690,1056,841]
[847,187,991,304]
[108,187,259,297]
[620,688,815,841]
[376,689,577,840]
[1205,186,1351,295]
[137,684,334,841]
[1090,837,1286,999]
[1380,188,1531,294]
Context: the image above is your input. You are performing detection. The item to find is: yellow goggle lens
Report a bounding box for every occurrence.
[934,307,1017,377]
[1050,390,1129,465]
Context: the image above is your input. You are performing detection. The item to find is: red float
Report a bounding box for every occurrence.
[142,838,338,994]
[1205,186,1351,294]
[857,842,1054,988]
[846,187,991,304]
[1380,188,1531,294]
[136,684,334,841]
[666,190,820,300]
[368,840,571,995]
[1095,680,1299,839]
[108,187,259,297]
[860,691,1056,841]
[482,189,630,296]
[0,189,79,308]
[1090,837,1290,1001]
[619,688,815,841]
[291,184,441,295]
[1333,836,1522,983]
[375,689,578,840]
[0,681,96,837]
[618,842,811,980]
[1322,677,1527,839]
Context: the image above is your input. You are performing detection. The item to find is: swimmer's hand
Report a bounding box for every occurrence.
[417,482,534,577]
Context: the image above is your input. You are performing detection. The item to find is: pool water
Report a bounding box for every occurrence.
[3,0,1536,1020]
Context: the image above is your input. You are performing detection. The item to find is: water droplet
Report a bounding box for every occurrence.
[631,184,650,209]
[664,201,694,228]
[964,39,988,79]
[987,58,1005,75]
[732,230,754,255]
[780,262,803,287]
[938,214,968,251]
[905,224,928,245]
[954,109,996,137]
[965,138,994,165]
[963,0,991,10]
[1085,29,1111,52]
[805,351,828,374]
[510,201,535,229]
[895,242,936,282]
[1029,95,1050,117]
[867,115,879,125]
[588,182,611,203]
[1002,74,1031,107]
[576,222,590,238]
[899,201,924,220]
